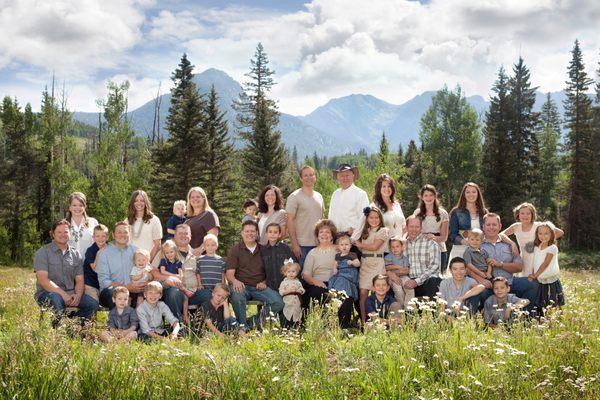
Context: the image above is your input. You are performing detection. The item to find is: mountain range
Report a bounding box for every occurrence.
[72,68,570,157]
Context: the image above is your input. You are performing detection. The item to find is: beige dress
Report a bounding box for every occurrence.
[279,278,305,322]
[359,227,389,289]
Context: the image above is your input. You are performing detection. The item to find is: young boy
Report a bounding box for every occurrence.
[438,257,485,315]
[137,281,180,340]
[100,286,138,343]
[365,275,401,321]
[82,224,109,302]
[241,199,258,223]
[166,200,187,239]
[201,283,240,336]
[483,277,530,327]
[196,234,226,293]
[384,236,414,308]
[463,229,492,280]
[261,223,295,291]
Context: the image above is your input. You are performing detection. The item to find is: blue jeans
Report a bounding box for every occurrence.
[189,288,213,307]
[229,285,284,329]
[37,291,99,324]
[100,287,143,309]
[300,246,315,269]
[162,287,213,322]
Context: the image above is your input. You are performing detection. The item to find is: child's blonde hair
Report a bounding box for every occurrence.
[203,233,219,246]
[93,224,109,234]
[160,240,178,261]
[134,248,150,263]
[173,200,186,213]
[213,282,230,296]
[280,259,301,275]
[145,281,163,294]
[112,286,129,299]
[468,228,484,239]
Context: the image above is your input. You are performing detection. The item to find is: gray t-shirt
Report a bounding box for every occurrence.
[286,188,324,246]
[463,246,489,272]
[438,277,478,306]
[33,242,83,300]
[483,294,522,324]
[108,306,139,330]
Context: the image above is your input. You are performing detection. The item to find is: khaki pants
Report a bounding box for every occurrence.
[85,285,100,302]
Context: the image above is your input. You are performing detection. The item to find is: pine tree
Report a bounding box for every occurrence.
[401,140,423,212]
[291,146,299,168]
[397,143,404,165]
[508,57,540,203]
[376,131,390,172]
[482,67,513,220]
[419,86,481,205]
[563,40,596,249]
[233,43,288,195]
[533,94,562,219]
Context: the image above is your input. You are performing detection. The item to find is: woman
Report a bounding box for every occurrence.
[65,192,98,256]
[257,185,287,246]
[126,190,163,261]
[184,187,220,256]
[301,219,338,304]
[371,174,406,238]
[448,182,488,270]
[501,202,564,277]
[413,184,449,272]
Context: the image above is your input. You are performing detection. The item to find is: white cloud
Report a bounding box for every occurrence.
[148,10,205,41]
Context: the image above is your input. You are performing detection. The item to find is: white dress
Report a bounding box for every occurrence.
[68,217,98,256]
[514,222,541,277]
[279,278,305,322]
[532,244,560,284]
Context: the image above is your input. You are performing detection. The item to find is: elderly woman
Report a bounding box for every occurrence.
[184,187,220,256]
[65,192,99,256]
[257,185,287,245]
[126,190,163,262]
[301,219,338,305]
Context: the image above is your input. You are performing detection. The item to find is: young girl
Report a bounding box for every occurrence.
[328,235,360,328]
[501,203,564,277]
[131,249,153,304]
[355,206,389,323]
[530,222,565,310]
[278,260,305,327]
[413,184,449,273]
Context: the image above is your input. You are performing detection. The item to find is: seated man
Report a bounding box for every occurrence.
[402,216,442,298]
[478,213,537,312]
[34,219,99,327]
[226,220,284,329]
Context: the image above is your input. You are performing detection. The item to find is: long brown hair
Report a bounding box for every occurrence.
[451,182,488,216]
[127,190,154,224]
[257,185,284,213]
[65,192,90,227]
[534,222,556,247]
[372,174,398,213]
[361,206,384,240]
[417,184,443,222]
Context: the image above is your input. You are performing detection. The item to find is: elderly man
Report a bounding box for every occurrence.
[34,219,99,326]
[226,220,284,329]
[478,213,537,311]
[402,216,442,298]
[286,165,324,265]
[328,164,369,242]
[96,221,141,309]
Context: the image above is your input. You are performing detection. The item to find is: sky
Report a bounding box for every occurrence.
[0,0,599,116]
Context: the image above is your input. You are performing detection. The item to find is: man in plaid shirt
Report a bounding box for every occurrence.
[403,216,442,298]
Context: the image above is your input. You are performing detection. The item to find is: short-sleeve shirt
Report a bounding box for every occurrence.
[413,208,449,252]
[384,252,410,268]
[107,306,139,330]
[34,242,83,300]
[197,255,226,291]
[186,210,220,249]
[463,246,489,272]
[201,300,225,327]
[159,258,183,275]
[380,201,406,238]
[483,294,522,325]
[226,242,265,286]
[302,247,337,282]
[481,237,523,284]
[166,215,187,238]
[128,215,163,254]
[438,277,478,306]
[286,188,324,247]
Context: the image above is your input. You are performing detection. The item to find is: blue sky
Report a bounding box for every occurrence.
[0,0,599,115]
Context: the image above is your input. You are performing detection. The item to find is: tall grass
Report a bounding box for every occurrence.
[0,266,598,399]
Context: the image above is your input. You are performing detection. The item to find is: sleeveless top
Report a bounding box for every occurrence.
[514,222,540,276]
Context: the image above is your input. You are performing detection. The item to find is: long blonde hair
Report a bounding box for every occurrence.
[186,187,212,216]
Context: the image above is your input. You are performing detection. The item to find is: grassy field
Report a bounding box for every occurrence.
[0,264,598,399]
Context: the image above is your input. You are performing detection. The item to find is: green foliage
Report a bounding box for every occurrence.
[419,86,481,206]
[401,140,424,213]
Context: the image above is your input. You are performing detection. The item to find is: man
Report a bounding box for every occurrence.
[96,221,141,309]
[226,220,284,328]
[286,165,324,265]
[34,219,99,326]
[402,216,442,298]
[478,213,537,311]
[328,164,369,242]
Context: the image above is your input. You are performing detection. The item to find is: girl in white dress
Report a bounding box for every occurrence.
[530,222,564,309]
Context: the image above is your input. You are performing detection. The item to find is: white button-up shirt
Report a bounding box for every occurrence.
[328,184,369,241]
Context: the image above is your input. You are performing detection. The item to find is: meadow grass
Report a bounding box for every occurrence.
[0,265,598,399]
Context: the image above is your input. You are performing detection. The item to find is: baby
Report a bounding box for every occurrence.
[384,236,414,308]
[463,229,492,280]
[131,248,153,304]
[166,200,187,239]
[278,260,305,327]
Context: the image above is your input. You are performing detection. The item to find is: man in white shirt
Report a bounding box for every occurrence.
[328,164,369,242]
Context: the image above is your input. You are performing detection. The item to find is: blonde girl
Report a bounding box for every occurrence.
[530,222,564,309]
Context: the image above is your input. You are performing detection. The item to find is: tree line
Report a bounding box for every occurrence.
[0,40,599,266]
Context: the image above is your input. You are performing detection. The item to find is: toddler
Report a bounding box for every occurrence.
[131,248,153,304]
[100,286,138,343]
[83,224,109,301]
[241,199,258,223]
[278,260,305,327]
[463,229,492,280]
[166,200,187,239]
[137,281,180,340]
[384,236,414,308]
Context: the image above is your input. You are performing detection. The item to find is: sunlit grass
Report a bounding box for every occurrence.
[0,266,598,399]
